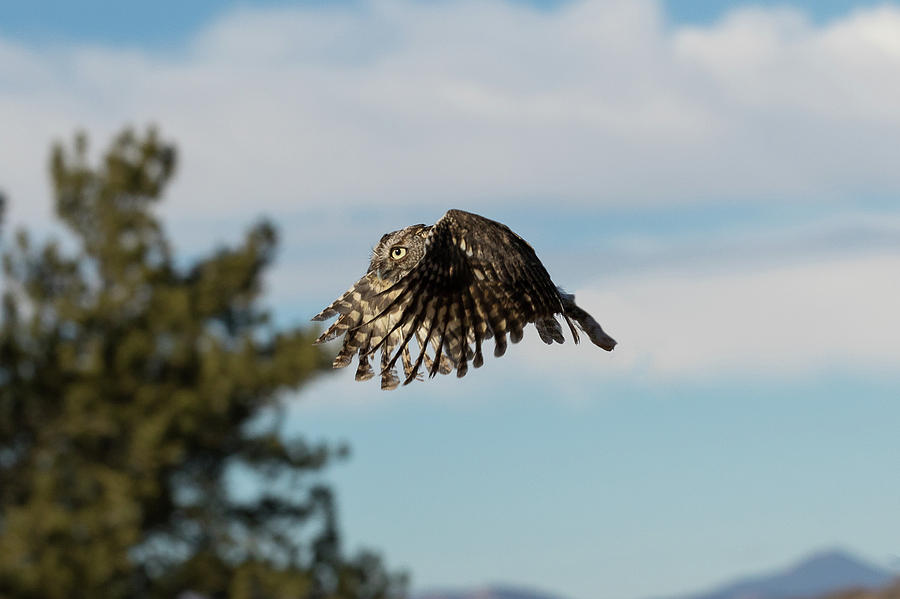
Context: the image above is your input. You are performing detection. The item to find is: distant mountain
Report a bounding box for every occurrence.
[656,549,895,599]
[415,549,895,599]
[821,581,900,599]
[414,584,568,599]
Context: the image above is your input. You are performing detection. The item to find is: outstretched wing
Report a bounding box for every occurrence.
[323,209,585,388]
[313,209,616,389]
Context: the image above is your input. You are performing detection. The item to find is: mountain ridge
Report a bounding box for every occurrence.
[414,548,896,599]
[653,548,895,599]
[414,584,569,599]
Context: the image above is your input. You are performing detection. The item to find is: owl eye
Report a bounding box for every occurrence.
[390,246,407,260]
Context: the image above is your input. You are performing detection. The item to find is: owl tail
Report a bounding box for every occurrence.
[559,292,617,351]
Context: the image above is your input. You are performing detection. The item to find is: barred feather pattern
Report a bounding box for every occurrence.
[312,209,616,389]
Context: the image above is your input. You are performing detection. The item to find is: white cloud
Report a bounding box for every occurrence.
[3,0,900,234]
[674,4,900,117]
[2,0,899,386]
[516,250,900,381]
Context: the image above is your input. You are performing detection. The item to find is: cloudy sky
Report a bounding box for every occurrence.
[2,1,900,598]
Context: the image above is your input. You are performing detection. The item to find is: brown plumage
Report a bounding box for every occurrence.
[312,209,616,389]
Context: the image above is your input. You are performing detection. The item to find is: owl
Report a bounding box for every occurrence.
[312,209,616,389]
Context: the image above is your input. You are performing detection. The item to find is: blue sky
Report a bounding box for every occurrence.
[2,1,900,598]
[2,0,898,44]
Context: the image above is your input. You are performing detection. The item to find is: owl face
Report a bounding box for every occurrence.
[369,224,429,283]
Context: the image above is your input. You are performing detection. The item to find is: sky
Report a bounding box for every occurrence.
[1,1,900,599]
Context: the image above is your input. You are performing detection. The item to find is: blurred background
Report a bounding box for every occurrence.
[1,1,899,599]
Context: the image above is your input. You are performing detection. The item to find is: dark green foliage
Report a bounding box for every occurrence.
[0,129,405,599]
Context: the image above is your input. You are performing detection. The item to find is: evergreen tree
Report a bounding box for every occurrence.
[0,129,405,599]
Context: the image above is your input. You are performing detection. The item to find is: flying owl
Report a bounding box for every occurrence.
[312,209,616,389]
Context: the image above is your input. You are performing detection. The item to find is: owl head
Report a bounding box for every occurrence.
[369,224,430,283]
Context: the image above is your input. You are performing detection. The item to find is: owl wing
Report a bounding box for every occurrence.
[311,271,408,387]
[367,209,584,385]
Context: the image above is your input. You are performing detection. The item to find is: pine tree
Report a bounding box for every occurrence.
[0,129,405,599]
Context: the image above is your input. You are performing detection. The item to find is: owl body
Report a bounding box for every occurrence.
[313,209,616,389]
